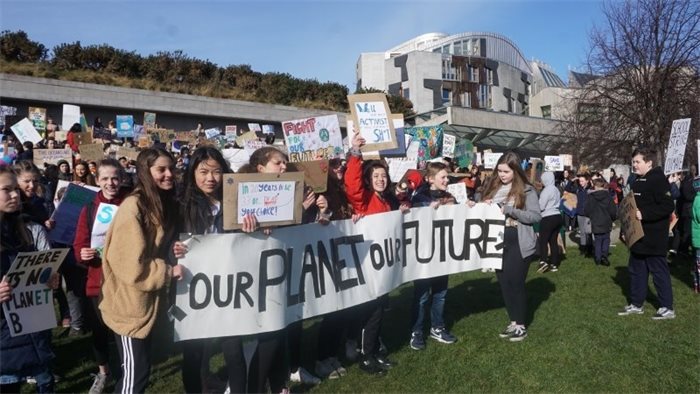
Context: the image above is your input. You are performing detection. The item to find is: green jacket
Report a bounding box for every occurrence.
[693,192,700,248]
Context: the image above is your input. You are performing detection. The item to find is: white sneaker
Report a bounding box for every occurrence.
[315,358,340,380]
[289,367,320,385]
[652,307,676,320]
[329,357,347,377]
[618,304,644,316]
[89,373,109,394]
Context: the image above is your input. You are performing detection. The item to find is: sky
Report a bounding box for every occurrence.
[0,0,606,89]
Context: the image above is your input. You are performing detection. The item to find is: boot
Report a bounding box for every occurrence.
[601,257,610,266]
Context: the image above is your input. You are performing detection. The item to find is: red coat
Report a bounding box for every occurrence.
[73,190,125,297]
[66,131,80,153]
[344,154,392,215]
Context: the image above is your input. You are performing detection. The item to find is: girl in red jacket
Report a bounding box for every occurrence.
[344,133,409,375]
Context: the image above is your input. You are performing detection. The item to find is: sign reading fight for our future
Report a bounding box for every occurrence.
[116,115,134,138]
[90,203,119,249]
[347,93,398,152]
[2,249,69,337]
[173,203,505,340]
[222,172,304,230]
[282,114,344,162]
[10,118,43,145]
[663,118,692,175]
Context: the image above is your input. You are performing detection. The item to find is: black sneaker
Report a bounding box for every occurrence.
[359,357,387,375]
[409,332,425,350]
[508,326,528,342]
[374,355,395,370]
[429,327,457,344]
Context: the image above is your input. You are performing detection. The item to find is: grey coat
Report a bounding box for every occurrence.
[503,185,542,259]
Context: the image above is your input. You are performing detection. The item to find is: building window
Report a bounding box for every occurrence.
[442,88,452,106]
[471,66,479,83]
[510,97,516,113]
[402,88,410,100]
[471,39,480,56]
[541,105,552,119]
[442,58,456,80]
[461,92,471,108]
[487,68,493,85]
[479,85,489,109]
[454,41,463,55]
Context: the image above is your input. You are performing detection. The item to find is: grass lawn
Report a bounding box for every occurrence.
[46,244,699,393]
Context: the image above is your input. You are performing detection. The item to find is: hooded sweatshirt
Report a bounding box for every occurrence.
[691,177,700,249]
[584,189,617,233]
[538,171,560,218]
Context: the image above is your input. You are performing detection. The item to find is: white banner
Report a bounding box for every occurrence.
[664,118,692,175]
[90,203,119,249]
[2,249,69,336]
[11,118,43,145]
[173,204,505,341]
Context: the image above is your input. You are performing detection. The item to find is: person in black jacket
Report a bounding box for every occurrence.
[618,147,676,319]
[584,178,617,266]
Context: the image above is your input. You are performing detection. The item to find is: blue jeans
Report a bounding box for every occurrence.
[1,366,53,393]
[593,232,611,262]
[411,276,448,333]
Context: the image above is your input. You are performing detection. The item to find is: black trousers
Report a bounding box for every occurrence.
[88,297,111,367]
[358,297,385,357]
[248,330,286,393]
[496,227,529,325]
[317,308,354,360]
[287,320,303,372]
[115,334,151,394]
[182,337,246,393]
[538,214,563,267]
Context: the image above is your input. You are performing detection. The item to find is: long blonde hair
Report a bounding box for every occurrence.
[481,151,531,209]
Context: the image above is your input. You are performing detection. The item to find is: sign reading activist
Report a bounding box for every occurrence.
[222,172,304,230]
[664,118,692,175]
[3,249,69,337]
[348,93,397,152]
[282,114,344,162]
[173,204,505,340]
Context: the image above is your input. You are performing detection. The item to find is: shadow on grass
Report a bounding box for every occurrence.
[668,253,695,289]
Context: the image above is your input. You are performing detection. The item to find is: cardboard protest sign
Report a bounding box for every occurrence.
[116,115,134,138]
[483,152,503,169]
[347,93,398,152]
[75,131,93,146]
[49,183,98,244]
[176,131,197,145]
[79,143,105,164]
[28,107,46,132]
[408,126,444,164]
[454,139,474,168]
[11,118,42,145]
[33,148,73,169]
[663,118,692,175]
[235,131,258,148]
[282,114,343,162]
[447,182,468,204]
[116,146,139,162]
[150,129,177,143]
[143,112,157,130]
[2,249,69,336]
[54,131,67,142]
[366,114,408,158]
[618,193,644,248]
[347,120,379,160]
[544,155,564,171]
[138,136,151,148]
[92,127,112,140]
[442,134,456,158]
[90,203,119,250]
[222,172,304,230]
[0,105,17,128]
[225,125,238,135]
[173,203,505,340]
[62,104,81,131]
[294,160,329,193]
[387,158,416,183]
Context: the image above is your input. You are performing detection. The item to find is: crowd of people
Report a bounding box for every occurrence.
[0,120,698,394]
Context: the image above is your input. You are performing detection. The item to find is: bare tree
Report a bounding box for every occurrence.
[562,0,700,167]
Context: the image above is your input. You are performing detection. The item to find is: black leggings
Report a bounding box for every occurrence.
[182,337,247,393]
[496,227,530,325]
[538,215,563,267]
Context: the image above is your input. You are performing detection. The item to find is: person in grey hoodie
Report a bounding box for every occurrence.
[537,172,563,273]
[477,152,541,342]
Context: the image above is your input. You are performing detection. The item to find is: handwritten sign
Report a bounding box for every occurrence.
[454,139,474,168]
[294,160,329,193]
[222,172,304,230]
[3,249,70,336]
[544,155,564,171]
[225,125,238,135]
[442,134,456,158]
[75,131,93,146]
[79,143,105,164]
[347,93,397,151]
[62,104,81,131]
[28,107,46,132]
[483,152,503,169]
[235,131,258,148]
[91,203,119,249]
[33,148,73,169]
[447,182,468,204]
[409,126,444,164]
[618,193,644,247]
[116,146,139,162]
[11,118,43,145]
[248,123,262,132]
[116,115,134,138]
[663,118,692,175]
[150,128,177,143]
[387,157,416,183]
[205,128,221,139]
[282,114,344,162]
[143,112,156,130]
[243,139,267,156]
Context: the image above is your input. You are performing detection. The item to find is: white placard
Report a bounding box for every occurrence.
[173,204,505,340]
[387,157,416,182]
[442,134,456,158]
[62,104,81,131]
[204,128,221,139]
[447,183,468,204]
[90,203,119,249]
[10,118,43,145]
[664,118,692,175]
[2,249,69,336]
[282,114,343,162]
[248,123,262,132]
[237,181,296,224]
[544,155,564,171]
[483,152,503,169]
